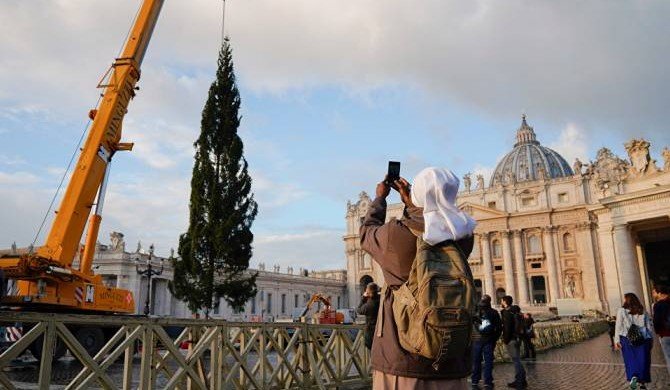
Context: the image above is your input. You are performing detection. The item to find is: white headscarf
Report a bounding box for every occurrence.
[410,167,477,245]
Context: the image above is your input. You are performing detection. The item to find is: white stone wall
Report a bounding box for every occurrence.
[90,244,347,319]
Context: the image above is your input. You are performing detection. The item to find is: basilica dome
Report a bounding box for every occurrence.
[490,115,573,186]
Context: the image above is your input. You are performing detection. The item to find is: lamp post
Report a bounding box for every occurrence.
[135,244,164,316]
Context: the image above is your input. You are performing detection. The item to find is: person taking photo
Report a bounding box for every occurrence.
[360,167,476,389]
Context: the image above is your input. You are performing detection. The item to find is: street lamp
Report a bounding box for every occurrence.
[135,244,164,316]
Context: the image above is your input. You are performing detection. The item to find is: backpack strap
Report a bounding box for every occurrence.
[375,287,387,337]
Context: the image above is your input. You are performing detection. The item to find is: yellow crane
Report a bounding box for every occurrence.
[0,0,165,357]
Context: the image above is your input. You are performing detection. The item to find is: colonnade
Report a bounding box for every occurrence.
[478,227,562,305]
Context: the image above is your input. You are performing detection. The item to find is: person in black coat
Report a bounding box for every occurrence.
[472,294,502,389]
[501,297,527,389]
[357,282,380,350]
[520,313,536,359]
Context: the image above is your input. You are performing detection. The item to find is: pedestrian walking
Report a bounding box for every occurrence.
[360,167,477,389]
[472,294,502,389]
[607,315,617,349]
[651,284,670,376]
[520,313,536,359]
[357,282,381,350]
[501,296,527,389]
[614,292,654,389]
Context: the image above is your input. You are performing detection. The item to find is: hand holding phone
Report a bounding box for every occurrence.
[386,161,400,188]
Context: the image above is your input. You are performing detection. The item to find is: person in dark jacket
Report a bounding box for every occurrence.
[652,284,670,376]
[520,313,536,359]
[501,296,527,389]
[360,168,476,389]
[357,282,380,350]
[471,294,502,389]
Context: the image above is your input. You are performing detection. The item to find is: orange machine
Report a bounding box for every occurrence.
[0,0,164,315]
[300,294,345,324]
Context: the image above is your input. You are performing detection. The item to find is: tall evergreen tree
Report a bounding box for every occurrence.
[169,37,257,317]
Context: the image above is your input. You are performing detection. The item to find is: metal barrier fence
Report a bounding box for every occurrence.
[0,312,371,390]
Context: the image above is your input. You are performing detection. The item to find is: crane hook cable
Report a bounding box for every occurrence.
[30,4,144,251]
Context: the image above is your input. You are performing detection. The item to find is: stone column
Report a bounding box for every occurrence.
[597,226,620,314]
[480,233,495,297]
[501,231,516,299]
[613,224,644,300]
[512,230,530,305]
[576,223,602,310]
[543,226,560,304]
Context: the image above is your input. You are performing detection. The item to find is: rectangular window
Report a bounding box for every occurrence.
[267,293,272,314]
[251,297,256,314]
[521,196,535,206]
[558,192,569,203]
[281,294,286,314]
[337,296,341,309]
[487,201,497,209]
[531,262,542,269]
[294,294,299,308]
[494,265,503,271]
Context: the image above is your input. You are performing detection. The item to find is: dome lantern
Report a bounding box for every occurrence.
[515,114,539,146]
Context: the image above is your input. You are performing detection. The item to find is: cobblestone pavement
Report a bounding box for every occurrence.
[487,333,670,390]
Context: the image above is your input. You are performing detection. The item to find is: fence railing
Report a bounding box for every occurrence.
[0,312,371,390]
[493,319,608,361]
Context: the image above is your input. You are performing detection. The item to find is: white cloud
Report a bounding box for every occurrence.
[251,170,309,210]
[100,171,191,257]
[470,164,496,185]
[0,171,40,185]
[2,1,670,138]
[0,185,53,248]
[252,227,344,270]
[549,123,590,165]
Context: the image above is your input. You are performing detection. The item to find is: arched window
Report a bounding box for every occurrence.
[527,235,541,254]
[563,232,574,252]
[492,240,502,258]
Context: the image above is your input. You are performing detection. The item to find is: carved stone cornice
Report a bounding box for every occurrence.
[542,225,557,233]
[511,229,523,238]
[575,222,596,231]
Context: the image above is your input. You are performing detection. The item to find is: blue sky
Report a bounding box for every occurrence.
[1,1,669,270]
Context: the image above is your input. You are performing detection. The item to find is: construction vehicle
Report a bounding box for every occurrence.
[297,294,345,324]
[0,0,165,358]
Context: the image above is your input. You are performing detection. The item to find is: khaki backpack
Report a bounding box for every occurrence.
[391,236,476,369]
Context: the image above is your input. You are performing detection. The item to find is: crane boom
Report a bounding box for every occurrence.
[0,0,165,314]
[39,0,164,266]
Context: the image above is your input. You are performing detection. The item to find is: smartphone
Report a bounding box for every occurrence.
[387,161,401,184]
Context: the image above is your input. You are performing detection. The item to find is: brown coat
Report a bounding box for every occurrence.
[360,196,474,379]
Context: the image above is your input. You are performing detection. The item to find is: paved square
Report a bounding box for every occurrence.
[487,334,670,389]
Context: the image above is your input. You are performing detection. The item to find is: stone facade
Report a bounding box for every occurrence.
[345,118,670,314]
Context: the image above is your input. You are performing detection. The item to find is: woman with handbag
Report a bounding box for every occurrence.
[614,293,654,389]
